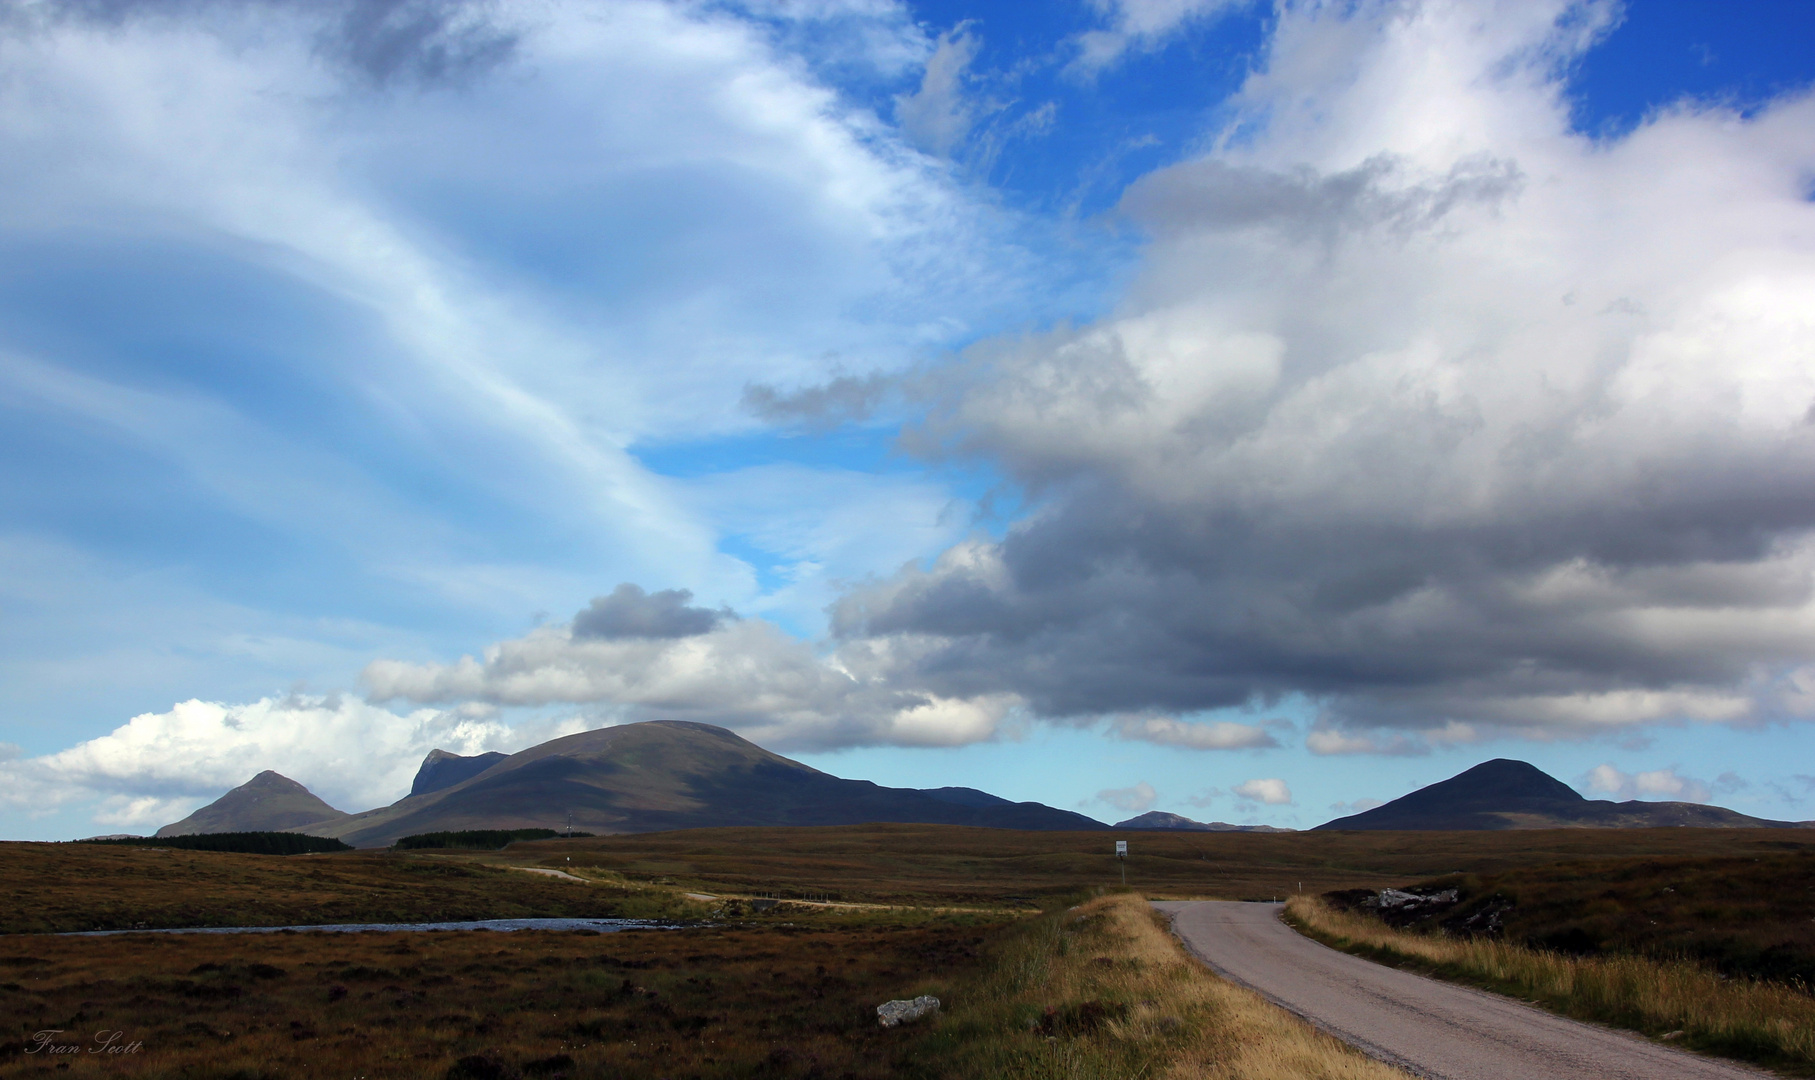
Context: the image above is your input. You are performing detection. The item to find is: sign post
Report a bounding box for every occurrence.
[1115,840,1127,886]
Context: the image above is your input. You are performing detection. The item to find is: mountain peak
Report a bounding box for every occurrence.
[301,719,1104,847]
[1317,758,1797,831]
[156,771,349,837]
[1423,759,1584,805]
[410,749,508,798]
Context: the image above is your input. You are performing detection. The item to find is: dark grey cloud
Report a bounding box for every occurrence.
[571,584,730,641]
[1120,153,1524,243]
[11,0,518,86]
[825,105,1815,745]
[742,372,891,429]
[326,0,516,85]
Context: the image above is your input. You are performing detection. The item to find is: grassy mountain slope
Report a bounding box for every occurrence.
[307,721,1105,847]
[155,770,349,837]
[1316,758,1809,831]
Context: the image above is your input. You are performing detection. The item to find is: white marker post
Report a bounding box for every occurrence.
[1115,839,1128,886]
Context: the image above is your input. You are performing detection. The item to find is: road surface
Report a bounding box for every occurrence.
[1153,900,1770,1080]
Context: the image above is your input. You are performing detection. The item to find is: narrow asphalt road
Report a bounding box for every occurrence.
[1154,900,1771,1080]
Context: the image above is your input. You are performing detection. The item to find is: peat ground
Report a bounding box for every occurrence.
[1324,849,1815,986]
[0,912,1000,1079]
[7,825,1815,933]
[0,843,690,935]
[498,823,1815,908]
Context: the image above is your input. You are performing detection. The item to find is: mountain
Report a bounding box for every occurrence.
[918,786,1014,809]
[304,721,1107,847]
[1112,811,1293,833]
[156,770,350,837]
[1315,759,1811,831]
[411,750,509,797]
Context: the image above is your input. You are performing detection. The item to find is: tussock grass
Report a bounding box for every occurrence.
[921,891,1409,1079]
[1286,895,1815,1075]
[1371,851,1815,986]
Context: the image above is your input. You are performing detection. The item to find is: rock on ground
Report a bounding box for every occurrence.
[877,995,940,1028]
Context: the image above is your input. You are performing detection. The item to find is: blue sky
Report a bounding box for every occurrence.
[3,0,1815,839]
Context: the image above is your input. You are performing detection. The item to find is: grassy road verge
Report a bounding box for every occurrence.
[920,891,1407,1080]
[1285,895,1815,1076]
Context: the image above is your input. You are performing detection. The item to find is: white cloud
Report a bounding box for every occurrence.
[1110,714,1278,749]
[1583,764,1714,803]
[1097,781,1158,812]
[362,611,1021,751]
[0,0,1076,815]
[0,0,1042,625]
[1329,797,1384,814]
[0,695,517,828]
[1306,722,1478,756]
[1233,777,1292,805]
[894,23,984,157]
[833,0,1815,742]
[1073,0,1249,72]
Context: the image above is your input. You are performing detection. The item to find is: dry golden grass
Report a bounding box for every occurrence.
[923,891,1409,1080]
[1353,850,1815,986]
[1286,895,1815,1075]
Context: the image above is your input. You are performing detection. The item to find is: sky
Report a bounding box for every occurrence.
[3,0,1815,839]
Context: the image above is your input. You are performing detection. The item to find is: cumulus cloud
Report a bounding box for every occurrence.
[1233,777,1292,805]
[1097,780,1158,812]
[1306,721,1478,756]
[572,585,730,640]
[1582,764,1714,803]
[828,0,1815,744]
[741,373,891,429]
[363,596,1019,751]
[1110,714,1278,749]
[0,695,514,825]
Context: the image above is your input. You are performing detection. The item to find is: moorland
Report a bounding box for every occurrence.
[4,824,1815,1078]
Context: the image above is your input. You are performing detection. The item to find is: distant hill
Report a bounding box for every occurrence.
[156,770,350,837]
[296,721,1106,847]
[918,786,1014,809]
[1315,759,1811,831]
[410,749,509,797]
[1112,811,1292,833]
